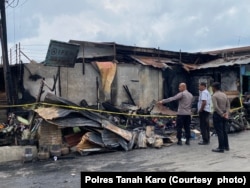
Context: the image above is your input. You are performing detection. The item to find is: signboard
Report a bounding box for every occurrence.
[44,40,80,67]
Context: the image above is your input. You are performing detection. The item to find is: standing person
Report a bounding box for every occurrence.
[211,82,230,153]
[157,82,193,145]
[198,82,212,145]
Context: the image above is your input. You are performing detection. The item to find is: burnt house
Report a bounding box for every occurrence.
[24,40,220,108]
[1,40,250,156]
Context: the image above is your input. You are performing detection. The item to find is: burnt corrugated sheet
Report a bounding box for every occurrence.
[101,119,133,141]
[84,132,105,147]
[35,107,102,128]
[48,117,101,128]
[43,93,108,124]
[35,107,77,120]
[101,129,121,148]
[101,129,129,151]
[37,93,133,144]
[130,55,171,69]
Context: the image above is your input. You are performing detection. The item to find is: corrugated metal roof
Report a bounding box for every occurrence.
[68,40,219,64]
[34,107,102,128]
[130,55,173,69]
[204,46,250,56]
[185,56,250,71]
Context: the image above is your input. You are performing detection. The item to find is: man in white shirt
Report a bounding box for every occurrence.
[197,82,212,145]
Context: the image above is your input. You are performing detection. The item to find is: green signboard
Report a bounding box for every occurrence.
[44,40,80,67]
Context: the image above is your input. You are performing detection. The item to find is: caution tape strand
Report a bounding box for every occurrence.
[0,102,243,118]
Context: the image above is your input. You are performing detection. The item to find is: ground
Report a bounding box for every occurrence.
[0,130,250,188]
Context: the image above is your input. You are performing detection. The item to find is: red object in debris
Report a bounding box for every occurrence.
[64,132,84,147]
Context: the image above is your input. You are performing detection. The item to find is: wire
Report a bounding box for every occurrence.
[6,0,19,8]
[18,0,28,7]
[8,43,49,64]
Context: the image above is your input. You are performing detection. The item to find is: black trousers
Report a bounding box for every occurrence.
[199,111,210,143]
[213,112,229,149]
[176,115,191,141]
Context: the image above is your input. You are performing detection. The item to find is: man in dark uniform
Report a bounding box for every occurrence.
[211,82,230,153]
[157,82,193,145]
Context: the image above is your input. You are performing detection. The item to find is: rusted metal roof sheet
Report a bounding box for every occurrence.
[76,133,103,150]
[184,56,250,71]
[130,55,172,69]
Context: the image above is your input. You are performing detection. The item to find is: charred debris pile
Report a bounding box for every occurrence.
[0,93,181,159]
[36,93,177,155]
[1,92,250,161]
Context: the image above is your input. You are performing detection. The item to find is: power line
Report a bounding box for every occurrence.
[18,0,28,7]
[6,0,19,8]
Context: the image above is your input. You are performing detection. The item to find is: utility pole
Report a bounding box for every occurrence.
[0,0,14,106]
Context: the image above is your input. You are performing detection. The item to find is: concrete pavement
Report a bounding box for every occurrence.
[0,130,250,188]
[0,146,37,163]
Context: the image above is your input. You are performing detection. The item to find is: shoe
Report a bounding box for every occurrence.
[198,141,209,145]
[212,148,224,153]
[224,147,230,151]
[185,140,190,145]
[177,140,182,145]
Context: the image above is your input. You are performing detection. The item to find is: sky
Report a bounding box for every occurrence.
[4,0,250,62]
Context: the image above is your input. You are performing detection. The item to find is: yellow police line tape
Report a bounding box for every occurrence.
[0,102,244,118]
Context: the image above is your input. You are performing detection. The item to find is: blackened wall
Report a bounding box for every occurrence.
[162,66,192,111]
